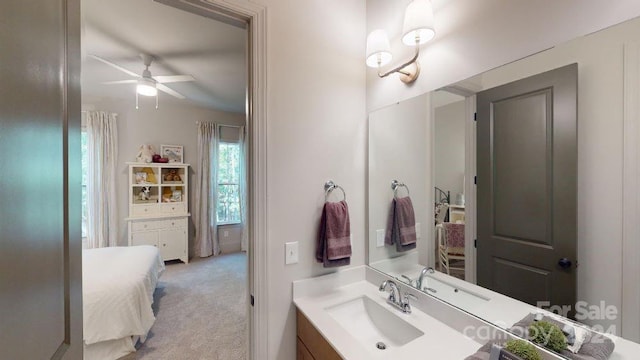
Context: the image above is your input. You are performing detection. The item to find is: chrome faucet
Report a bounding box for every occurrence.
[379,280,417,314]
[416,267,436,293]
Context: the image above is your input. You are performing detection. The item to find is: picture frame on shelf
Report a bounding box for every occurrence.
[160,144,184,163]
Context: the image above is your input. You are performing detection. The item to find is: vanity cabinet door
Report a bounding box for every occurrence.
[296,309,343,360]
[297,338,314,360]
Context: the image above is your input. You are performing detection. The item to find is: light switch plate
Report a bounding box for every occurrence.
[285,241,299,265]
[376,229,385,247]
[416,223,421,239]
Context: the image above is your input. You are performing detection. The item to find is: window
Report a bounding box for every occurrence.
[217,142,241,224]
[81,131,88,238]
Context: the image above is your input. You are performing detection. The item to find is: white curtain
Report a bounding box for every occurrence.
[239,126,248,252]
[194,122,219,257]
[86,111,118,249]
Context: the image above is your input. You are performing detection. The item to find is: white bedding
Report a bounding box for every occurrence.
[82,245,165,357]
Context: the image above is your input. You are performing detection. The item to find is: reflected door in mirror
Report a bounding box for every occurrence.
[477,64,577,314]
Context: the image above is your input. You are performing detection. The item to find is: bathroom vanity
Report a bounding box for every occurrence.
[293,266,566,360]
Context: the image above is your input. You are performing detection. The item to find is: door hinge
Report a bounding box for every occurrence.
[250,294,255,307]
[474,112,477,121]
[474,176,477,185]
[474,239,477,248]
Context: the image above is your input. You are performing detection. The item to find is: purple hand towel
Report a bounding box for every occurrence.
[384,197,417,252]
[316,200,351,268]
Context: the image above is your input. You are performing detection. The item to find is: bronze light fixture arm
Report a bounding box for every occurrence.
[376,45,421,84]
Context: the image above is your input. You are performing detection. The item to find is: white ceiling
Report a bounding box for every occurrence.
[81,0,247,113]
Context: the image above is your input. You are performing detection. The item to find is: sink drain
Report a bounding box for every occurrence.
[376,342,387,350]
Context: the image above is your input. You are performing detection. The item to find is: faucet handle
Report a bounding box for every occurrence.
[403,292,418,303]
[401,275,414,286]
[402,292,418,314]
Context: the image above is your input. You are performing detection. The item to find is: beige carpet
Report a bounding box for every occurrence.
[123,252,248,360]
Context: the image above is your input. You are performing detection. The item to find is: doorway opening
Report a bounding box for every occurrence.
[80,0,262,358]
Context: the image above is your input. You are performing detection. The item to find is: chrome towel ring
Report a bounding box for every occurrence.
[324,180,346,202]
[391,179,410,198]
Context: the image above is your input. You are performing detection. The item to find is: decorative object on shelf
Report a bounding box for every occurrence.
[163,169,182,182]
[161,144,183,163]
[172,190,182,202]
[140,167,157,184]
[152,154,170,163]
[135,172,148,184]
[136,144,156,163]
[162,188,173,203]
[138,186,151,201]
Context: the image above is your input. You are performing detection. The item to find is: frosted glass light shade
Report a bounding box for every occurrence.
[402,0,435,46]
[366,29,392,68]
[137,78,157,97]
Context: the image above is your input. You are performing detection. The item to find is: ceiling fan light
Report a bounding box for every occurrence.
[137,78,157,97]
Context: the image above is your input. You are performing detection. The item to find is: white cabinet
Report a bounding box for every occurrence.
[126,162,190,263]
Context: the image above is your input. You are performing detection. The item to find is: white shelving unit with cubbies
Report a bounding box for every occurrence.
[126,162,190,263]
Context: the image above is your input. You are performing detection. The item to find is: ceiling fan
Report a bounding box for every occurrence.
[89,53,195,108]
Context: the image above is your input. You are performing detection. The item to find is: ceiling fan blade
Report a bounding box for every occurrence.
[157,83,186,99]
[102,80,138,85]
[88,54,140,78]
[154,75,195,84]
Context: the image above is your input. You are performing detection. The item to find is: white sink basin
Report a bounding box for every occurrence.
[325,295,424,350]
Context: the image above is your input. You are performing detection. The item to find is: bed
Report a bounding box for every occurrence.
[82,245,165,360]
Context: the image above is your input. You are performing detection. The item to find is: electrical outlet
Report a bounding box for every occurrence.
[223,230,229,237]
[415,223,421,239]
[285,242,299,265]
[376,229,385,247]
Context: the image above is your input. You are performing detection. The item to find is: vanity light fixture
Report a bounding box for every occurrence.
[366,0,435,84]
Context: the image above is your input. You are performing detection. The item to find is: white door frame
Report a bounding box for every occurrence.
[429,92,477,282]
[464,95,477,284]
[622,41,640,342]
[150,1,269,358]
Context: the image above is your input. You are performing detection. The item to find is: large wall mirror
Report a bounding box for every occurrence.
[367,14,640,358]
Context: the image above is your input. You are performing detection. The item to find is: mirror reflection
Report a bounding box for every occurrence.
[368,14,640,359]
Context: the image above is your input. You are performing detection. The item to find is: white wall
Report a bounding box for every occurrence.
[83,96,245,253]
[260,1,367,359]
[434,100,465,198]
[367,0,640,112]
[368,94,430,265]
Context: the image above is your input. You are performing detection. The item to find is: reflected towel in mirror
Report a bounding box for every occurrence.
[384,196,417,252]
[316,200,351,268]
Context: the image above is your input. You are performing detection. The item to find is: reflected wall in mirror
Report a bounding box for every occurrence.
[368,93,430,271]
[367,14,640,359]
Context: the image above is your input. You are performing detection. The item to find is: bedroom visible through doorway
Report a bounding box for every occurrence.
[80,0,250,358]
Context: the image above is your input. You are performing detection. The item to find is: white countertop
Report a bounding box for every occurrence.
[294,275,482,359]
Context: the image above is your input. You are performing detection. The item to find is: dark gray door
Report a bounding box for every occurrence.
[0,0,82,358]
[477,64,577,312]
